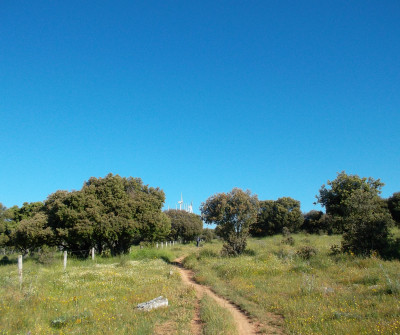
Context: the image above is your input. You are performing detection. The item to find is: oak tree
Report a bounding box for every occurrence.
[251,197,303,236]
[201,188,258,255]
[316,171,384,233]
[387,192,400,226]
[165,209,203,242]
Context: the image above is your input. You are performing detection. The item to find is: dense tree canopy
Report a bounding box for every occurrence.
[2,171,397,259]
[45,174,170,256]
[164,209,203,242]
[7,202,45,224]
[11,212,53,255]
[317,172,393,256]
[201,188,258,255]
[387,192,400,226]
[251,197,303,236]
[2,174,170,256]
[0,203,10,247]
[341,189,393,256]
[1,202,45,249]
[317,171,384,233]
[201,228,216,242]
[301,210,327,234]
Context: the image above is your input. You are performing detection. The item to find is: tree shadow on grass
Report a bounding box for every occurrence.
[0,255,17,266]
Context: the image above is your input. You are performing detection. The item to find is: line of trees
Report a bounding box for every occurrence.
[201,172,400,257]
[0,174,204,257]
[2,171,399,258]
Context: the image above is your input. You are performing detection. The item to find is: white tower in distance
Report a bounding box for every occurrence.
[177,194,194,213]
[178,193,183,211]
[187,201,193,214]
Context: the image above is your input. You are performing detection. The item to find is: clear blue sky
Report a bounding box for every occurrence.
[1,1,399,215]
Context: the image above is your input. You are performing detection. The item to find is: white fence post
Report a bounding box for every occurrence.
[156,242,159,249]
[92,248,95,260]
[18,255,23,288]
[63,251,67,271]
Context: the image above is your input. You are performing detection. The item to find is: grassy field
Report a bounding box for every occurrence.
[1,234,399,335]
[184,233,400,335]
[0,246,199,335]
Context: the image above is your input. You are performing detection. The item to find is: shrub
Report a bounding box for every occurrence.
[282,226,291,237]
[221,234,248,256]
[201,228,216,242]
[275,248,294,262]
[341,190,393,256]
[329,244,342,256]
[37,245,56,265]
[281,236,295,246]
[296,246,317,260]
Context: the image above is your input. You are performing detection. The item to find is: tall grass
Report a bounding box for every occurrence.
[200,294,238,335]
[185,233,400,334]
[0,248,197,335]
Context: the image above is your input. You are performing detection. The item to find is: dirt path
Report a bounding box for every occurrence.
[173,256,257,335]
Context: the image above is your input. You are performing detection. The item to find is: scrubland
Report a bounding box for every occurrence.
[1,233,400,335]
[184,232,400,335]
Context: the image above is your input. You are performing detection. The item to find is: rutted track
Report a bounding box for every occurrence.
[173,256,258,335]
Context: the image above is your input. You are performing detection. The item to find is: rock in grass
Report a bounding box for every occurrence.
[137,296,168,311]
[322,286,335,294]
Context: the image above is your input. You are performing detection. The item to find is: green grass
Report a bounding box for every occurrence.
[185,234,400,335]
[2,235,399,335]
[0,245,198,335]
[200,294,238,335]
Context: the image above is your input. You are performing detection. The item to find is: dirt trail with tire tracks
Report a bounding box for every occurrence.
[173,256,258,335]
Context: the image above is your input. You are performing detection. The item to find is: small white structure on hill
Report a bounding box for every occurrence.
[177,193,193,213]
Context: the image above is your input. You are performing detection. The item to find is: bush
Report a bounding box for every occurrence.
[221,234,248,256]
[341,191,393,256]
[37,245,56,265]
[296,246,317,260]
[329,244,342,256]
[201,228,216,242]
[281,236,295,246]
[275,248,294,262]
[282,226,291,237]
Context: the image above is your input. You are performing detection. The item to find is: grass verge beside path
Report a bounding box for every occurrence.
[184,234,400,335]
[200,294,238,335]
[0,245,198,335]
